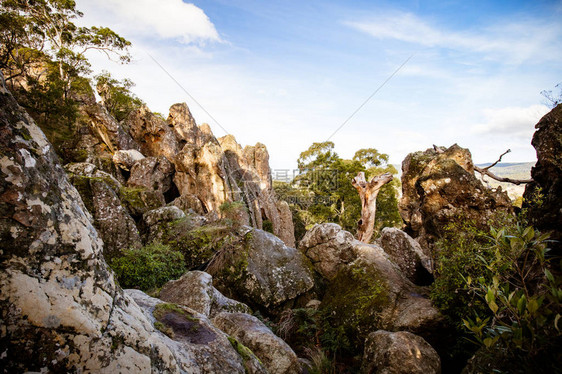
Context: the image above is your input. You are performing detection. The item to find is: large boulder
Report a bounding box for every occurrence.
[361,330,441,374]
[376,228,433,285]
[213,312,301,374]
[299,223,356,280]
[0,72,178,372]
[127,290,267,374]
[524,103,562,254]
[207,227,315,310]
[301,224,443,344]
[113,149,145,171]
[66,162,142,260]
[159,271,250,318]
[399,144,512,250]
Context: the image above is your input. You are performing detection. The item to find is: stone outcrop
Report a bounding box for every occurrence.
[128,156,175,204]
[213,312,301,374]
[159,271,250,318]
[112,149,145,171]
[0,73,178,372]
[0,71,279,373]
[399,144,512,250]
[376,228,433,285]
[82,103,140,153]
[524,103,562,254]
[361,330,441,374]
[120,103,295,246]
[207,227,315,310]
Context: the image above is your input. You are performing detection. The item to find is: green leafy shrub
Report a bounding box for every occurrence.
[110,242,186,291]
[463,225,561,355]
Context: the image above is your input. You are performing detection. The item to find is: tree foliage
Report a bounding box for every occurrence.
[94,71,143,122]
[276,142,401,241]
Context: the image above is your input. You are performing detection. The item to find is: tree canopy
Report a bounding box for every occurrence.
[276,142,402,241]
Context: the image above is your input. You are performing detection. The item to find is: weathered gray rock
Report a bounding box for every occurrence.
[66,162,142,260]
[0,73,178,372]
[362,330,441,374]
[207,227,315,310]
[524,103,562,255]
[160,271,251,318]
[376,227,433,285]
[399,144,513,250]
[127,290,267,374]
[213,312,301,374]
[299,223,356,280]
[113,149,145,171]
[143,206,186,228]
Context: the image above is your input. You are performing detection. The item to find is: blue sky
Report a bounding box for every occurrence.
[76,0,562,170]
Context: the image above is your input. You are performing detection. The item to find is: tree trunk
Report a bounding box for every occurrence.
[352,171,393,243]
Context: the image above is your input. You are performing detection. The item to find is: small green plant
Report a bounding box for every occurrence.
[110,242,186,291]
[219,201,248,227]
[462,225,561,355]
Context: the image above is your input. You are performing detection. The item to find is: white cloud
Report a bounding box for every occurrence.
[76,0,220,44]
[472,105,550,138]
[344,12,562,64]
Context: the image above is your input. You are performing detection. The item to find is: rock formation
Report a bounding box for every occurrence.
[399,144,513,250]
[523,103,562,254]
[300,223,444,344]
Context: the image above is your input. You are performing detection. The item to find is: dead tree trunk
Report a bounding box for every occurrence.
[352,171,393,243]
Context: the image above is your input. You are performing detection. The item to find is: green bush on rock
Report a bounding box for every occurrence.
[110,242,186,291]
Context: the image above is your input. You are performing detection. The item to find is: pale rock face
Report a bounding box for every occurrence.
[299,223,356,280]
[207,227,315,310]
[0,72,178,372]
[113,149,145,171]
[361,330,441,374]
[399,144,512,250]
[376,227,433,285]
[124,102,296,246]
[213,312,301,374]
[83,103,140,153]
[159,271,251,318]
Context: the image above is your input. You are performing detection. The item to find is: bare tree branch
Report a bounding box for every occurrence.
[474,149,533,185]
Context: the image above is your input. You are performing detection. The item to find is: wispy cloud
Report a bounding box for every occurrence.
[344,12,562,64]
[77,0,220,44]
[472,105,550,139]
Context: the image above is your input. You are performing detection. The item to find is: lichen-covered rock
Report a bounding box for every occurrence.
[0,72,178,372]
[361,330,441,374]
[160,271,251,317]
[66,162,142,260]
[524,103,562,254]
[376,228,433,285]
[128,155,175,202]
[207,227,315,310]
[213,312,301,374]
[113,149,145,171]
[399,144,512,250]
[299,223,356,280]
